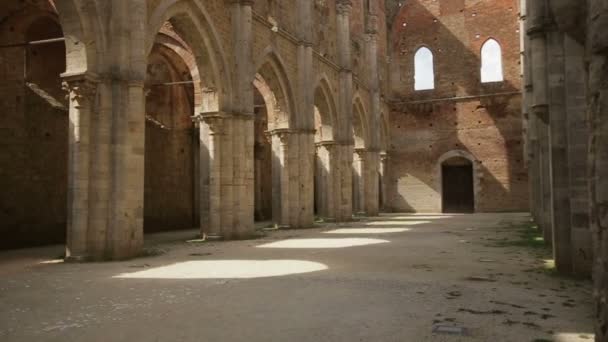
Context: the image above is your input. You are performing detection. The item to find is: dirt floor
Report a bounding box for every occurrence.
[0,213,595,341]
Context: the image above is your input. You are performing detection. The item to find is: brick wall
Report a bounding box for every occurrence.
[388,0,529,212]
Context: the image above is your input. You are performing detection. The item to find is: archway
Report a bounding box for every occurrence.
[352,98,369,215]
[253,51,295,227]
[378,112,390,212]
[313,78,337,219]
[441,157,475,213]
[144,23,199,233]
[0,1,68,249]
[146,2,229,238]
[253,82,272,222]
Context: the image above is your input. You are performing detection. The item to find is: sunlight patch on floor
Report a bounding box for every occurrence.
[113,260,328,279]
[257,238,389,249]
[554,332,595,341]
[381,215,455,220]
[364,220,430,226]
[324,228,410,234]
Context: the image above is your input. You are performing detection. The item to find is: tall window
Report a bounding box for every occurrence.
[481,39,504,83]
[414,47,435,90]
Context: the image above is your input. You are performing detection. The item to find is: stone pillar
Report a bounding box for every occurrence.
[294,0,315,228]
[199,115,224,239]
[336,0,354,221]
[563,36,593,276]
[546,28,573,273]
[588,1,608,337]
[270,130,291,228]
[364,150,380,216]
[198,0,255,240]
[380,152,389,212]
[315,142,333,220]
[527,0,553,244]
[354,148,380,217]
[353,149,365,215]
[294,130,316,227]
[363,6,382,217]
[63,74,98,261]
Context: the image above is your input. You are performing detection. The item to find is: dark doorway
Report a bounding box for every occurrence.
[442,157,474,213]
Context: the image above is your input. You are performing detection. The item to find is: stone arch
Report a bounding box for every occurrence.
[437,150,481,213]
[154,26,203,111]
[313,75,338,142]
[352,94,370,149]
[148,0,233,113]
[0,0,93,249]
[143,32,199,233]
[255,49,296,130]
[53,0,100,75]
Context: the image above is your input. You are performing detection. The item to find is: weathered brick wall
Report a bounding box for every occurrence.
[388,0,529,212]
[0,4,68,248]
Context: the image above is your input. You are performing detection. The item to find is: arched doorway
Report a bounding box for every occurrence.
[0,2,68,249]
[253,52,294,227]
[313,78,337,220]
[253,85,272,222]
[441,157,475,213]
[143,23,199,234]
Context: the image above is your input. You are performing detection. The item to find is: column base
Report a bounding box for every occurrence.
[64,255,91,263]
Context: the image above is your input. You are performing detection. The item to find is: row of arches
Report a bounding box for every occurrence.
[414,38,504,90]
[0,0,389,254]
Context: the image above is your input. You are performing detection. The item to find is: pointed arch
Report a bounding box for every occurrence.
[414,46,435,90]
[481,38,504,83]
[255,48,297,130]
[313,75,338,142]
[154,28,203,111]
[352,95,370,149]
[148,0,233,113]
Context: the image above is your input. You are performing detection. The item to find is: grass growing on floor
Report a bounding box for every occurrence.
[487,221,558,275]
[491,221,550,251]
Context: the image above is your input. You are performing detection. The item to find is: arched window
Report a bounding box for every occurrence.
[481,39,504,83]
[414,47,435,91]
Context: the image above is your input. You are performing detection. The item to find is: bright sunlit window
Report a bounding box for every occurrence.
[481,38,504,83]
[414,47,435,90]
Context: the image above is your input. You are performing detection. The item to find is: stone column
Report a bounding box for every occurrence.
[336,0,354,221]
[364,7,382,217]
[63,74,98,261]
[588,2,608,337]
[270,130,291,228]
[316,142,340,221]
[364,150,380,216]
[199,114,224,239]
[563,36,592,276]
[353,148,365,215]
[527,0,553,244]
[380,152,389,212]
[294,0,315,228]
[546,28,573,273]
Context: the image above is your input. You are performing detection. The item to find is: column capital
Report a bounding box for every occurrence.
[336,0,352,15]
[365,14,379,34]
[268,129,291,145]
[61,72,99,104]
[198,113,226,135]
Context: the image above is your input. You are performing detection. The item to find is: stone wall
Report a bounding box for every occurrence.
[0,3,68,249]
[387,0,529,213]
[523,0,606,339]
